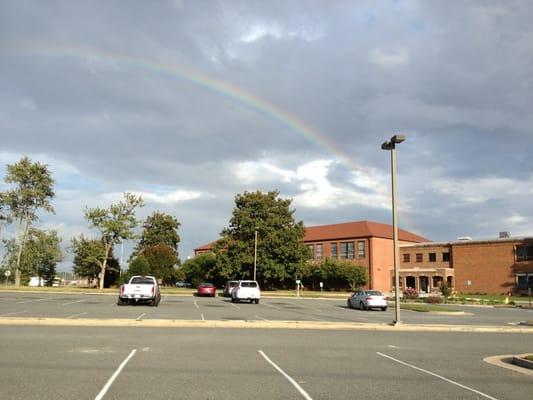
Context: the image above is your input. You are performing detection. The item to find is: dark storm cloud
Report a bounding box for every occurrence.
[1,0,532,262]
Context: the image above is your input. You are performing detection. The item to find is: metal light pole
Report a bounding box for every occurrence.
[253,229,258,281]
[381,134,406,325]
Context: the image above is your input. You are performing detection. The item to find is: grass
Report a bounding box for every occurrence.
[399,303,462,313]
[525,355,533,362]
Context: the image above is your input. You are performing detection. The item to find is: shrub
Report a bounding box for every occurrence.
[440,283,452,298]
[426,296,443,304]
[403,287,418,300]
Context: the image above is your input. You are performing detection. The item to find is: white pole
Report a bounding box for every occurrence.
[391,145,401,324]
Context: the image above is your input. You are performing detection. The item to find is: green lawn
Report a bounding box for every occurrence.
[399,303,462,313]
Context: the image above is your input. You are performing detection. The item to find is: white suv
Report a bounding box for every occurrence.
[231,280,261,304]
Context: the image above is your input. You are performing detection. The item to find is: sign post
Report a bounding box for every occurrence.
[4,270,11,286]
[296,279,301,297]
[319,281,323,292]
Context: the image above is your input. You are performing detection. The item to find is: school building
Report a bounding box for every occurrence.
[397,235,533,295]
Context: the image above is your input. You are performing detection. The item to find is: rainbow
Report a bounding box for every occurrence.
[3,43,360,172]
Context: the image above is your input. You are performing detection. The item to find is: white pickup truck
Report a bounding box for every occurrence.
[231,280,261,304]
[118,276,161,306]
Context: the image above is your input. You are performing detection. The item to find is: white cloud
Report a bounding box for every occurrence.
[102,189,208,206]
[369,46,409,67]
[240,23,324,43]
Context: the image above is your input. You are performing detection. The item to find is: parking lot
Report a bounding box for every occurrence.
[1,325,532,400]
[1,291,532,399]
[0,291,531,326]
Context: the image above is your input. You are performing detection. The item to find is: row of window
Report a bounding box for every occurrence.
[403,252,450,263]
[308,241,365,260]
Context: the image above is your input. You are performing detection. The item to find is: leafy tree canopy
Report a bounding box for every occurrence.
[137,211,181,255]
[180,252,217,287]
[71,235,120,288]
[215,190,309,287]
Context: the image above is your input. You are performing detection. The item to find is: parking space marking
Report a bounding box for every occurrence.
[259,350,313,400]
[376,352,499,400]
[0,310,28,317]
[255,315,268,321]
[193,300,199,309]
[201,313,205,321]
[16,297,52,304]
[135,313,146,321]
[230,303,241,310]
[66,312,87,319]
[94,349,137,400]
[62,299,85,306]
[263,302,283,310]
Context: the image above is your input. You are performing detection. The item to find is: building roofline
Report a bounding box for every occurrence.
[400,236,533,248]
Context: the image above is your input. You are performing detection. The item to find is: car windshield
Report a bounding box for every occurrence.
[367,291,382,296]
[200,283,214,287]
[241,282,257,288]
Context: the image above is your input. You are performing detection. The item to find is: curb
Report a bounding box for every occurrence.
[1,317,533,333]
[484,354,533,377]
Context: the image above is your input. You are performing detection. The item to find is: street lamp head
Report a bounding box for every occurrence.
[381,141,393,150]
[391,134,406,144]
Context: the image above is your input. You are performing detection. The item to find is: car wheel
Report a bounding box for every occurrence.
[255,299,260,304]
[117,298,126,306]
[381,307,387,311]
[360,302,366,310]
[347,300,352,309]
[231,297,236,303]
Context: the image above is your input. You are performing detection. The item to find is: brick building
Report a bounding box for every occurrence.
[194,220,429,291]
[398,236,533,295]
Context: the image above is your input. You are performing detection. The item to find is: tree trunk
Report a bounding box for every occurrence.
[99,243,111,290]
[14,217,30,287]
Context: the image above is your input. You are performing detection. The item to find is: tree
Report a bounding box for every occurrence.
[84,192,144,290]
[0,157,55,286]
[299,259,366,291]
[128,254,150,277]
[71,235,106,284]
[215,190,309,288]
[71,235,120,288]
[180,253,217,287]
[1,228,62,285]
[143,244,178,285]
[136,211,181,255]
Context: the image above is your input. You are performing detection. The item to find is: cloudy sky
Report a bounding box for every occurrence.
[1,0,532,270]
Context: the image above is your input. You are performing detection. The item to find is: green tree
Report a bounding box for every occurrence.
[215,190,309,288]
[71,235,106,284]
[84,193,144,290]
[0,157,55,286]
[128,254,150,277]
[1,229,62,285]
[136,211,181,255]
[180,253,217,287]
[143,244,178,285]
[71,235,120,288]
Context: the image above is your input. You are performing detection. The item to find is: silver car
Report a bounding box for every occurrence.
[347,290,388,311]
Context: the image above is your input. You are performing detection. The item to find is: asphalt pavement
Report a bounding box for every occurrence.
[0,325,531,400]
[0,291,531,326]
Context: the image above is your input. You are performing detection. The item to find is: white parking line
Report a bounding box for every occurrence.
[193,300,199,309]
[135,313,146,321]
[263,302,283,310]
[230,303,241,310]
[259,350,313,400]
[201,313,205,321]
[255,315,268,321]
[62,299,84,306]
[66,312,87,319]
[16,297,52,304]
[94,349,137,400]
[376,352,499,400]
[0,310,28,317]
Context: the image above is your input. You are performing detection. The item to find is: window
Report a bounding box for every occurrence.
[442,252,450,262]
[416,253,423,262]
[403,254,410,263]
[307,244,314,259]
[340,242,355,259]
[330,243,337,259]
[357,241,365,258]
[429,253,436,262]
[316,244,323,259]
[516,273,528,290]
[516,245,533,262]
